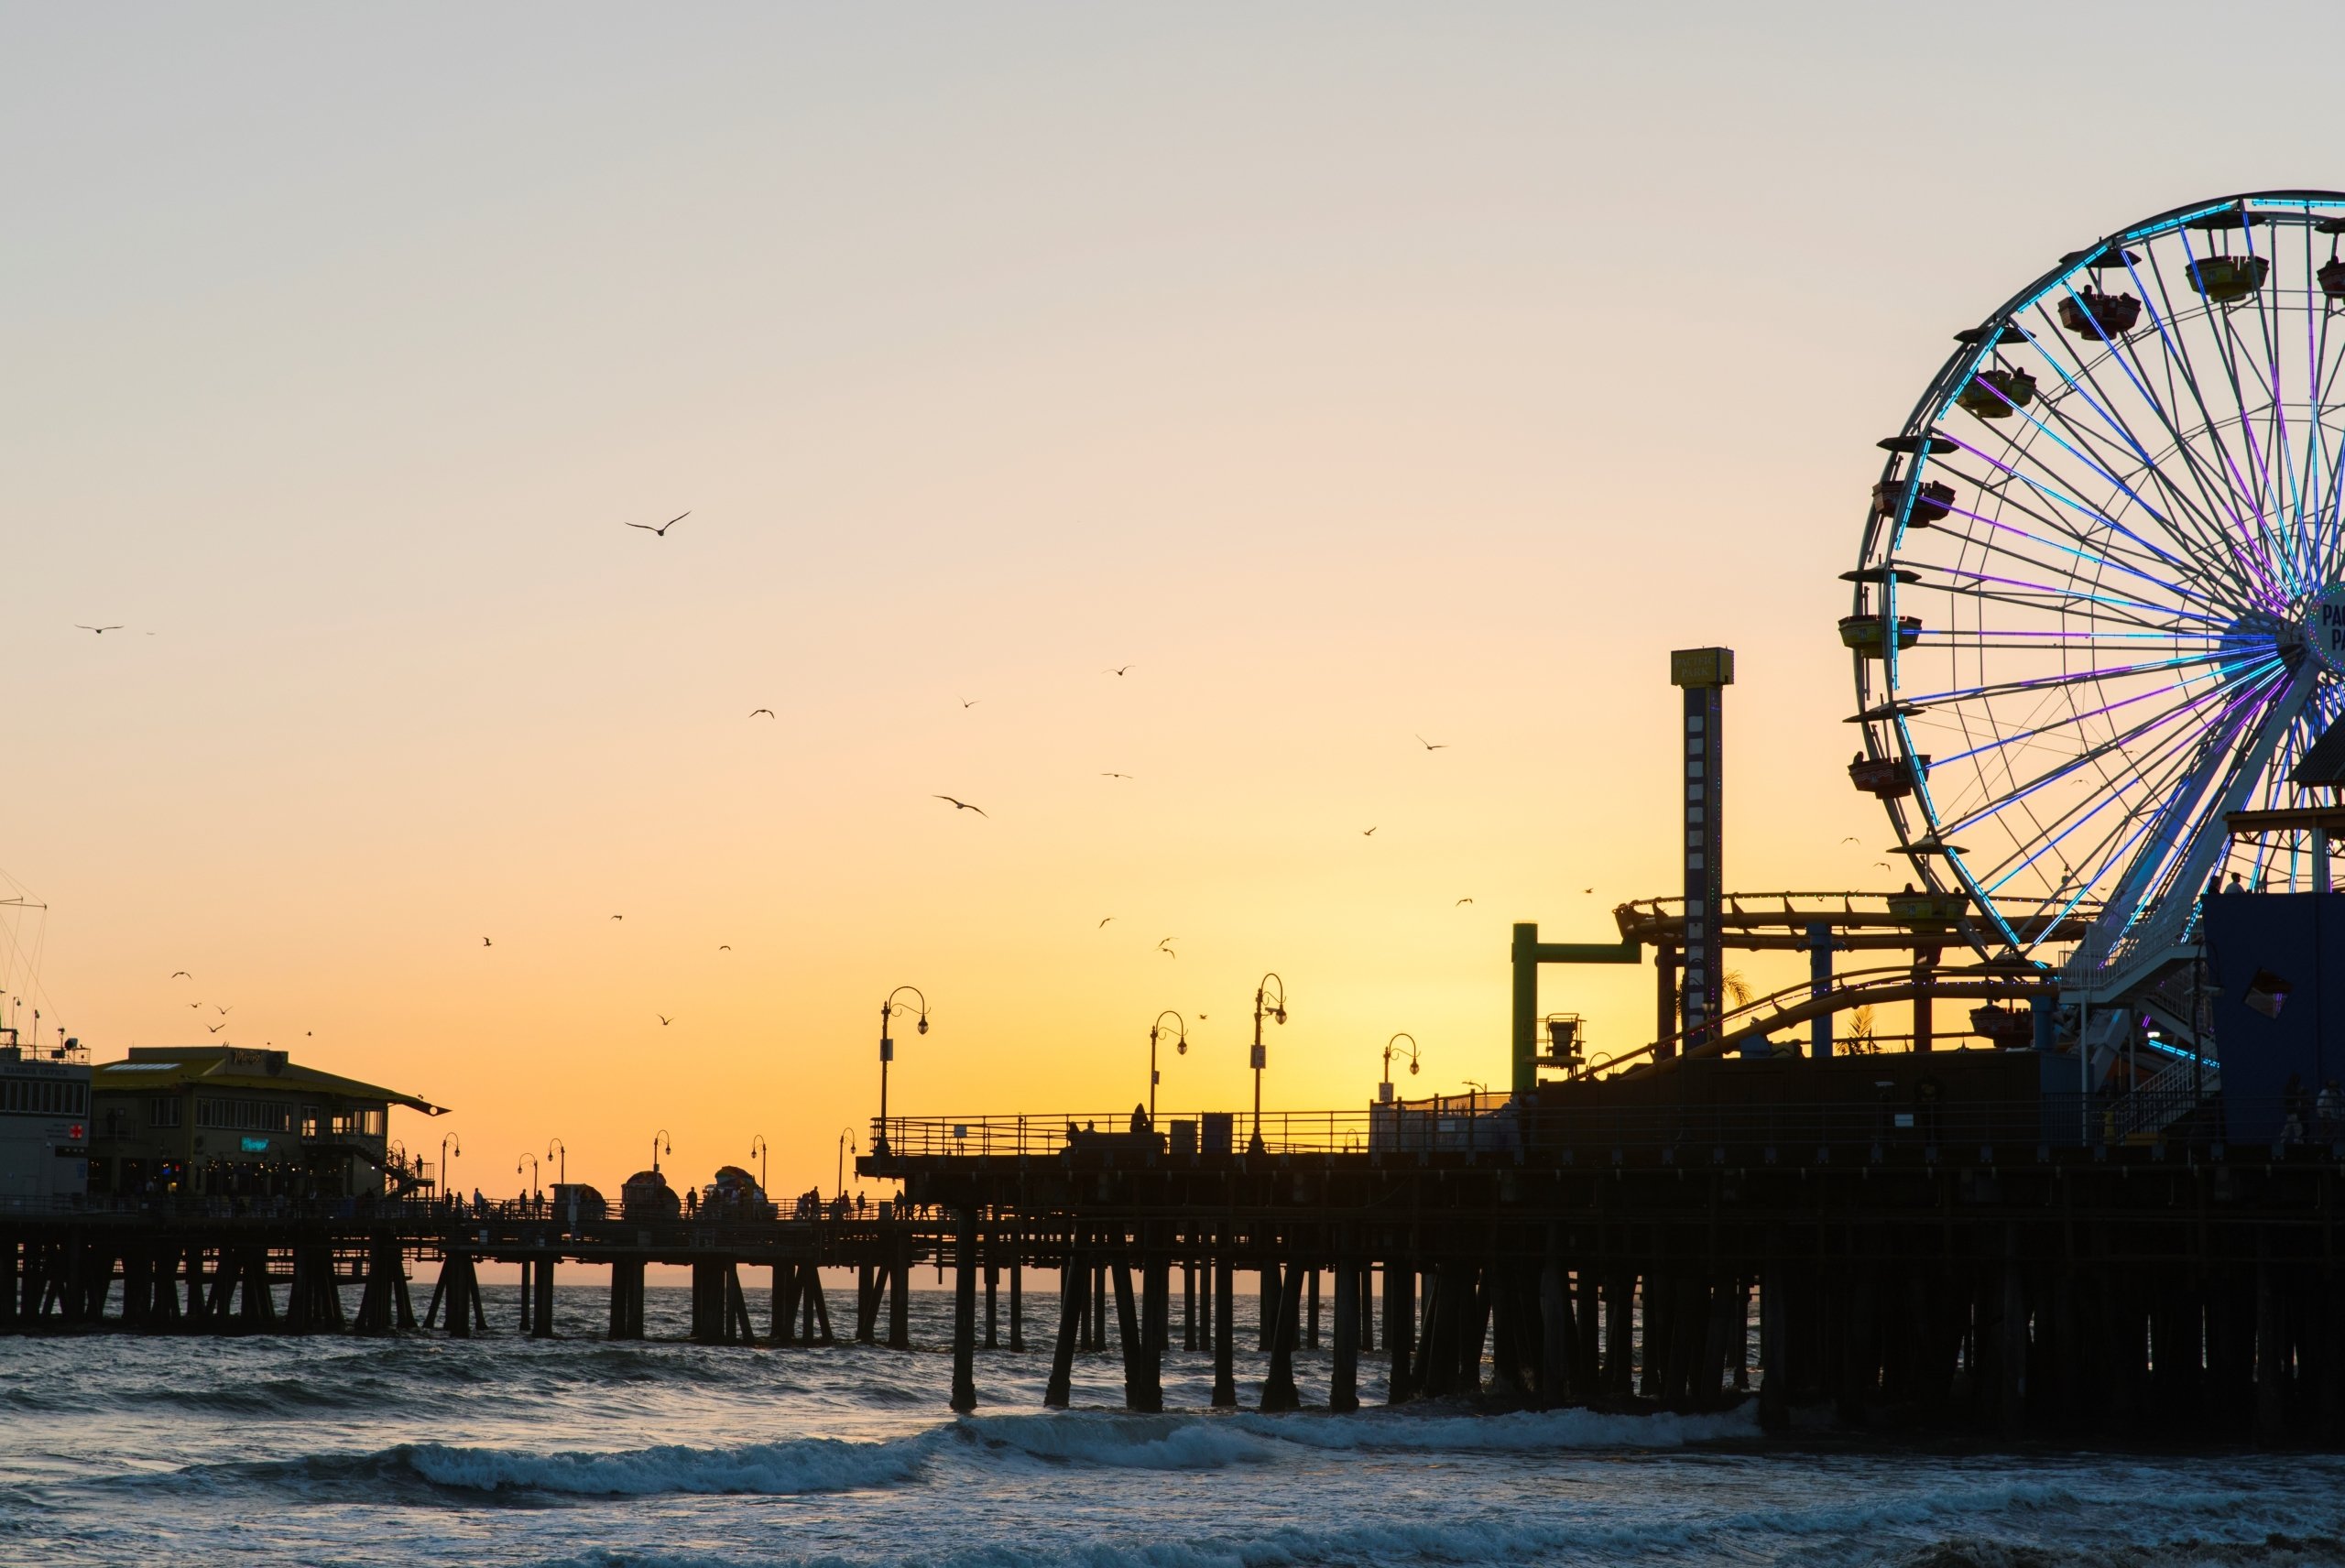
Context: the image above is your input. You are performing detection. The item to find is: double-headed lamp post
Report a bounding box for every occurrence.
[1249,974,1287,1153]
[1380,1032,1421,1104]
[1148,1010,1187,1127]
[874,985,929,1157]
[749,1135,768,1194]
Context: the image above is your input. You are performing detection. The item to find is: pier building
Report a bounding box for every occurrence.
[0,1033,90,1208]
[87,1047,442,1201]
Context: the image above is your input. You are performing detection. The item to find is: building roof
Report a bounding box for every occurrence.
[2288,721,2345,791]
[92,1047,445,1115]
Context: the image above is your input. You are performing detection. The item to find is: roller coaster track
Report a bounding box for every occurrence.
[1571,962,2054,1082]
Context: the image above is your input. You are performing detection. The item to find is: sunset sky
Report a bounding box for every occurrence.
[7,3,2340,1199]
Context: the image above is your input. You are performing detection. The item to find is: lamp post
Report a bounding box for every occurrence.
[749,1134,768,1195]
[1249,974,1287,1153]
[874,985,929,1157]
[1148,1010,1187,1127]
[440,1132,461,1212]
[1380,1032,1421,1104]
[517,1152,539,1208]
[546,1137,566,1188]
[837,1127,856,1201]
[651,1128,671,1175]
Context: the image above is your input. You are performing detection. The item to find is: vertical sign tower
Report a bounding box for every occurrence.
[1670,648,1734,1056]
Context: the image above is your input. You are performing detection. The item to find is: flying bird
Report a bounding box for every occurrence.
[1840,836,1860,844]
[205,1023,225,1034]
[189,1001,202,1008]
[1456,898,1474,905]
[1415,735,1448,751]
[718,944,732,951]
[1101,772,1132,779]
[1098,917,1115,928]
[959,697,980,708]
[624,511,690,537]
[1105,665,1132,677]
[483,937,493,946]
[215,1006,232,1017]
[1583,887,1593,895]
[658,1015,673,1027]
[933,795,988,816]
[75,625,124,634]
[1362,826,1378,837]
[749,708,774,719]
[611,914,623,920]
[1157,937,1177,958]
[170,971,191,979]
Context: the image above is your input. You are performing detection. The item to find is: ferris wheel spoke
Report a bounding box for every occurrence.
[1927,668,2277,843]
[1923,506,2220,617]
[1893,648,2265,712]
[1928,567,2231,632]
[1976,672,2279,933]
[2040,293,2271,578]
[1969,687,2243,910]
[1930,661,2274,774]
[2127,250,2284,572]
[2011,347,2267,604]
[1929,464,2217,608]
[2011,310,2241,550]
[1942,423,2203,587]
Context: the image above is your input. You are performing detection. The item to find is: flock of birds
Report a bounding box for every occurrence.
[105,507,1599,1050]
[162,972,312,1047]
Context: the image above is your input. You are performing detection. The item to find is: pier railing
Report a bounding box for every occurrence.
[873,1094,2331,1162]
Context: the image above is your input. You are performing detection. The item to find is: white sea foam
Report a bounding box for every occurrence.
[391,1432,935,1496]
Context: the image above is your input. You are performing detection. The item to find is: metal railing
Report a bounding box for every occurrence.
[871,1094,2340,1162]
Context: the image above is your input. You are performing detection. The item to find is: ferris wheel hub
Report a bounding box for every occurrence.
[2302,585,2345,676]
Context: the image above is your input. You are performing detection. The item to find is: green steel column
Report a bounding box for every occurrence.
[1511,923,1541,1096]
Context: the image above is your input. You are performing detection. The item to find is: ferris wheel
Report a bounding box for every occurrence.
[1851,191,2345,980]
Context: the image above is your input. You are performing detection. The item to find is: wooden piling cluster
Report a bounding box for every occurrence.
[894,1139,2345,1443]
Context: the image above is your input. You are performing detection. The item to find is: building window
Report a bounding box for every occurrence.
[150,1099,182,1128]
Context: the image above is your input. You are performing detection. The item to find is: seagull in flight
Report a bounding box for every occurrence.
[658,1015,673,1027]
[1157,937,1177,958]
[1098,917,1115,928]
[483,937,493,946]
[750,708,774,719]
[75,625,124,635]
[170,971,191,979]
[1101,772,1132,779]
[1840,836,1860,844]
[205,1023,225,1034]
[189,1001,202,1008]
[1415,735,1448,751]
[1362,826,1378,837]
[215,1005,232,1017]
[718,944,732,952]
[1456,898,1474,905]
[611,914,623,920]
[624,511,689,537]
[960,696,980,708]
[933,795,988,817]
[1105,665,1132,677]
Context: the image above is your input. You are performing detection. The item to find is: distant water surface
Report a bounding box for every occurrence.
[5,1284,2342,1566]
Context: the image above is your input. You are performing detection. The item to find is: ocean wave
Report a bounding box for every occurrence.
[1894,1534,2345,1567]
[1227,1401,1762,1451]
[959,1412,1289,1471]
[194,1432,938,1500]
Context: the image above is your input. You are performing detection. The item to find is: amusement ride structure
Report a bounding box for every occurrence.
[1544,191,2345,1093]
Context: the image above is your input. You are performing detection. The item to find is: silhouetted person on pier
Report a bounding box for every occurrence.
[2228,872,2248,894]
[1129,1104,1149,1134]
[685,1189,698,1219]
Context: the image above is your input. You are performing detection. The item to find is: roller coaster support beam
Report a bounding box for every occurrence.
[1511,922,1642,1094]
[1807,922,1834,1060]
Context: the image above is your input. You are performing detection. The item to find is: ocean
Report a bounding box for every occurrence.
[5,1281,2342,1567]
